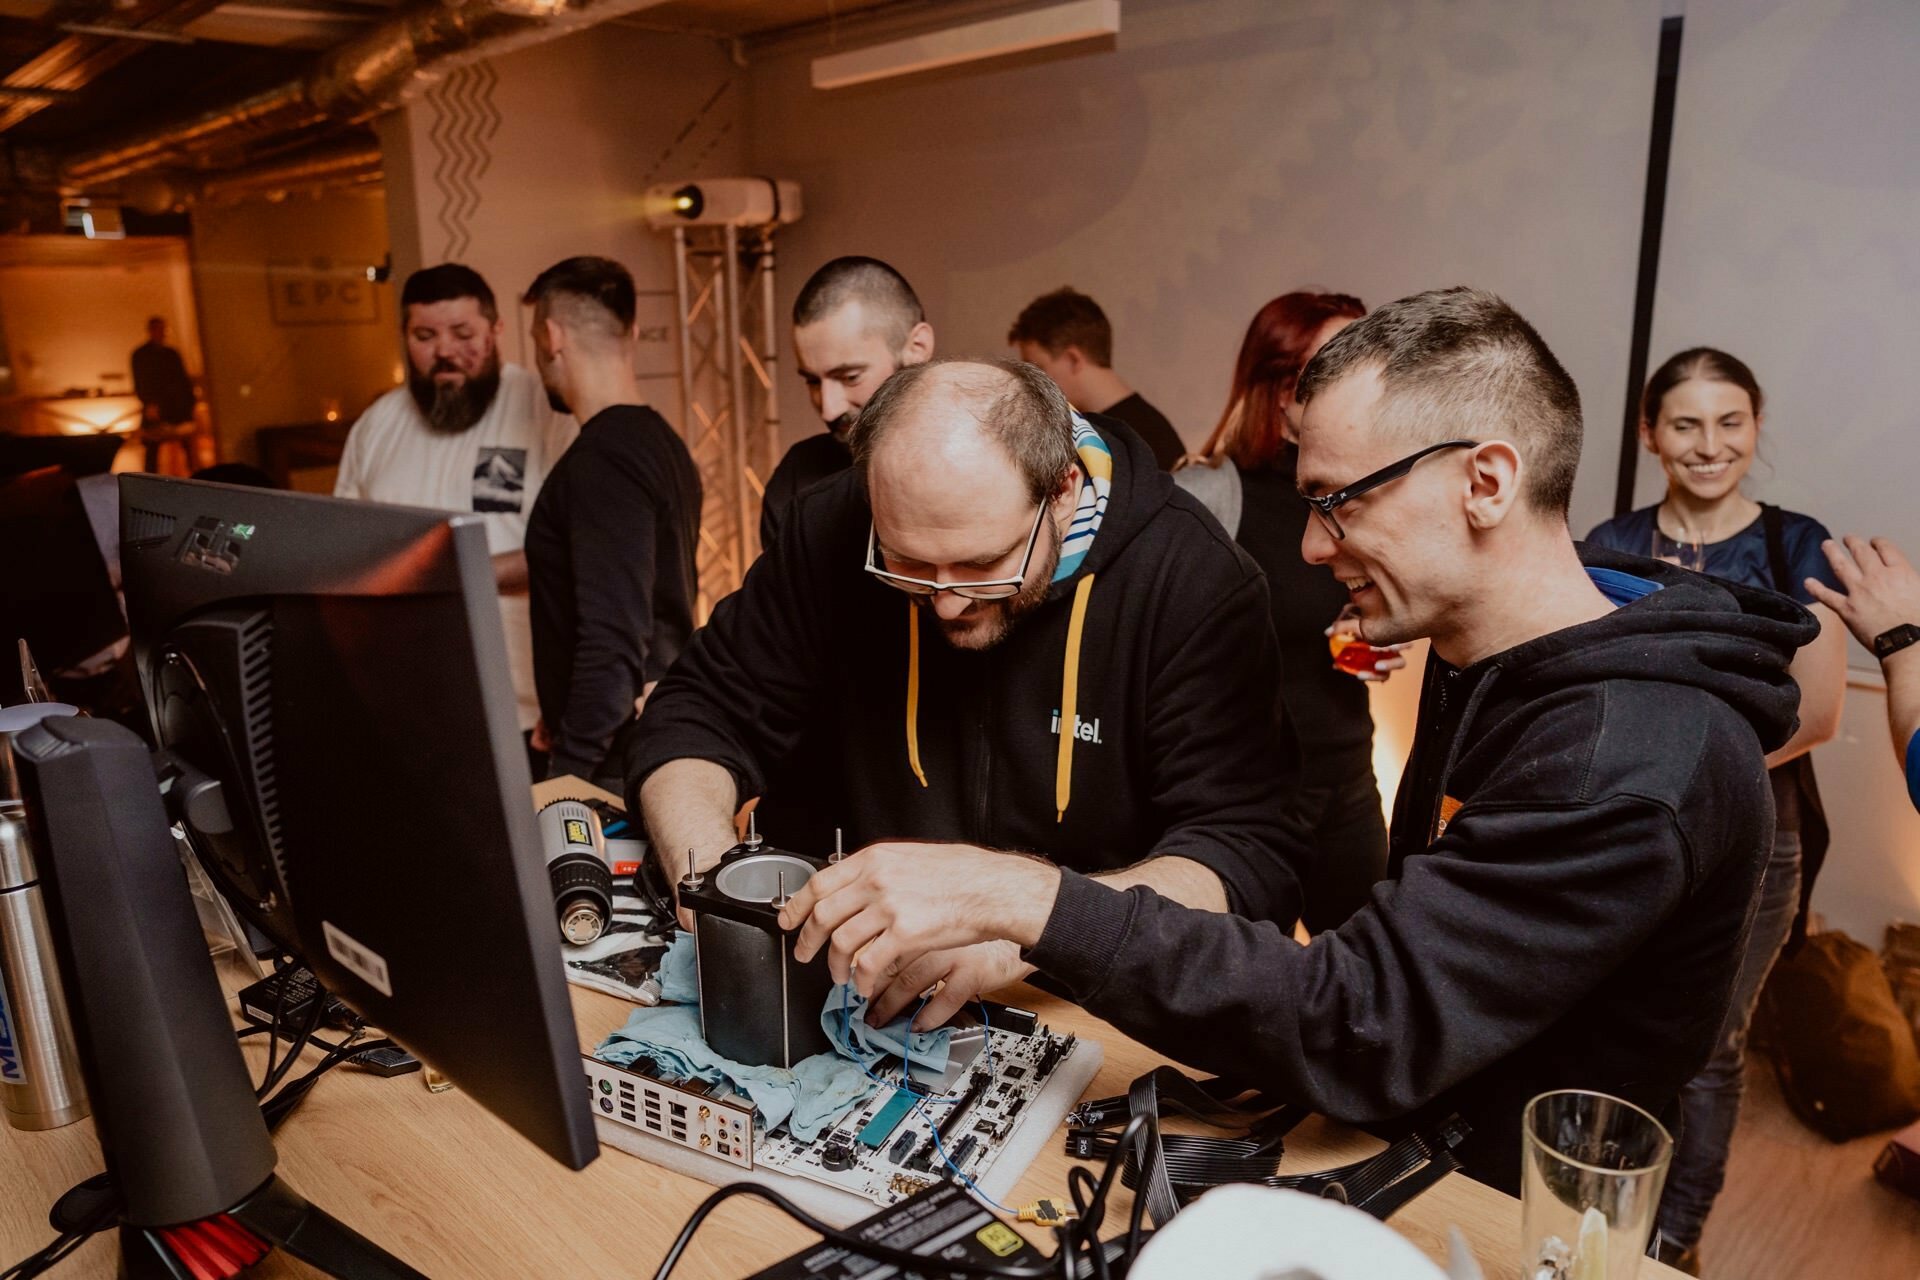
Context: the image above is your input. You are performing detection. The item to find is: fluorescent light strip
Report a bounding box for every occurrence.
[811,0,1121,91]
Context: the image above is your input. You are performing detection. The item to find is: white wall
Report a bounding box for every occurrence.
[746,0,1663,538]
[361,0,1920,942]
[378,25,746,416]
[1634,0,1920,943]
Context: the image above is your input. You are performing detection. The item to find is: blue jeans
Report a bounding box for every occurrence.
[1655,829,1803,1250]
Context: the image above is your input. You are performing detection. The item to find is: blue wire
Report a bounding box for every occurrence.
[935,999,1013,1214]
[832,987,1014,1214]
[836,985,953,1103]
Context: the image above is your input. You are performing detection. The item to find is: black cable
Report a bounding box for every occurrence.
[649,1113,1159,1280]
[648,1183,1055,1280]
[258,955,293,1095]
[261,1035,396,1132]
[255,981,327,1101]
[0,1234,76,1280]
[1122,1114,1154,1267]
[1,1173,120,1280]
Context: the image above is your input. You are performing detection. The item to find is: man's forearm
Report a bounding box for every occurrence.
[493,549,529,594]
[638,758,743,882]
[1090,855,1230,913]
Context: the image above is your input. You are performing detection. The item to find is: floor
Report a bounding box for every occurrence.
[1700,1059,1920,1278]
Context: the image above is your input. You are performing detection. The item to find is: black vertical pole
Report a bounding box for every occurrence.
[1615,15,1685,517]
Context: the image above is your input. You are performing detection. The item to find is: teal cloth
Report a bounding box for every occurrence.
[656,932,699,1003]
[595,934,953,1141]
[823,982,952,1074]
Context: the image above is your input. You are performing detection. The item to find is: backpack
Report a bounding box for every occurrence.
[1756,930,1920,1141]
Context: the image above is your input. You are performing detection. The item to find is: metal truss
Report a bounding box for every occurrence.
[668,222,782,619]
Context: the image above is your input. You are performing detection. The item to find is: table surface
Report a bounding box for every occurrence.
[0,781,1684,1279]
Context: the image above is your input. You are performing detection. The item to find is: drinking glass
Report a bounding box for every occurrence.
[1327,604,1397,679]
[1521,1090,1673,1280]
[1650,525,1705,573]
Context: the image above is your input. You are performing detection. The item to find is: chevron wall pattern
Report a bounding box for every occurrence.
[426,63,503,261]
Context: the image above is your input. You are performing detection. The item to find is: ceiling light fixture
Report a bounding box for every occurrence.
[810,0,1120,91]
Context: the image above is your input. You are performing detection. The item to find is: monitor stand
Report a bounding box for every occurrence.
[14,716,426,1279]
[119,1178,420,1279]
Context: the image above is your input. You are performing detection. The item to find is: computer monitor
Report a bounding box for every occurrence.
[117,472,596,1170]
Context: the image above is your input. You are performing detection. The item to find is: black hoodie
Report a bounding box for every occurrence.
[627,417,1312,921]
[1023,548,1815,1192]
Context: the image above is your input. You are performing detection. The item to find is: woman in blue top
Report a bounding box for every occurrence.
[1586,347,1847,1271]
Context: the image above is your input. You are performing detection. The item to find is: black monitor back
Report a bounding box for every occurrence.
[118,473,596,1170]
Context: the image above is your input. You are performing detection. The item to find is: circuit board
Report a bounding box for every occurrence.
[753,1022,1080,1207]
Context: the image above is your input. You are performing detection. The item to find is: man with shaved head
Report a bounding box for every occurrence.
[630,356,1310,1027]
[759,256,936,552]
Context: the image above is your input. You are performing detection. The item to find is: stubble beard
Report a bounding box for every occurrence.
[925,524,1062,653]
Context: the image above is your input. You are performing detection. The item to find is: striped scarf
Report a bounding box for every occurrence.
[1053,412,1111,582]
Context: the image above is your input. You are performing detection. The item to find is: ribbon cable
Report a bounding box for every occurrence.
[1073,1067,1468,1225]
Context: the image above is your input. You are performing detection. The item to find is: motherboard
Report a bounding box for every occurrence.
[586,1010,1096,1211]
[755,1022,1080,1207]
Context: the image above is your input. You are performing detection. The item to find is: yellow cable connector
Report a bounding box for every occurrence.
[1017,1199,1074,1227]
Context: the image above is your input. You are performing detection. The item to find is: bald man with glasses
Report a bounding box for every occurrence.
[629,357,1312,1029]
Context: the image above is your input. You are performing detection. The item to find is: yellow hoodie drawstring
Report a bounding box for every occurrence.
[902,573,1096,821]
[906,601,927,787]
[1055,574,1096,822]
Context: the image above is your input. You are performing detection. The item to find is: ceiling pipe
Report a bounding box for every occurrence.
[61,0,673,188]
[194,141,382,202]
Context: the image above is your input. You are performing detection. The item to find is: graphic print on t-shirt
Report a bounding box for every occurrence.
[472,446,528,512]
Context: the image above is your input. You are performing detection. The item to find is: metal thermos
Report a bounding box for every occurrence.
[0,703,89,1131]
[681,846,834,1068]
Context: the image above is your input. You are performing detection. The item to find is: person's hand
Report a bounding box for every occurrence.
[776,842,1059,1006]
[1806,536,1920,652]
[633,680,658,720]
[1324,609,1409,683]
[530,718,552,753]
[865,940,1035,1032]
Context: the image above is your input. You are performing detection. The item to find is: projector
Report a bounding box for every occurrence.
[642,177,802,230]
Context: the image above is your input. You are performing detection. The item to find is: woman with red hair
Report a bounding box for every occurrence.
[1176,291,1395,932]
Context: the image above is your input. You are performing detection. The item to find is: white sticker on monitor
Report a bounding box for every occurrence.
[322,921,393,998]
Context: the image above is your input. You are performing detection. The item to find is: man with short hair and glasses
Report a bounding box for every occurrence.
[781,288,1818,1195]
[630,357,1312,1028]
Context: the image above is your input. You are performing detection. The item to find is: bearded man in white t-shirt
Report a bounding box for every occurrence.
[335,263,576,747]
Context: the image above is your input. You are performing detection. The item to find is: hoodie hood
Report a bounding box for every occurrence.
[1479,545,1816,753]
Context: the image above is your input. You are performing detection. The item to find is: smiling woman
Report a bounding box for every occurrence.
[1584,346,1849,1266]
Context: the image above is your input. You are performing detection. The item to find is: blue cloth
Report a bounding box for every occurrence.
[594,935,953,1141]
[597,1004,811,1132]
[656,932,698,1003]
[1906,730,1920,814]
[1585,505,1840,604]
[823,984,953,1075]
[1587,566,1662,608]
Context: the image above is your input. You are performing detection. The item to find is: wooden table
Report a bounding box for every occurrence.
[0,782,1685,1279]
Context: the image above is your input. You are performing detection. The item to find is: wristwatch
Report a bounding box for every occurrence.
[1872,623,1920,660]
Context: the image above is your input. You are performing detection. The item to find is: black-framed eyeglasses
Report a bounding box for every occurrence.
[864,502,1049,599]
[1298,439,1478,540]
